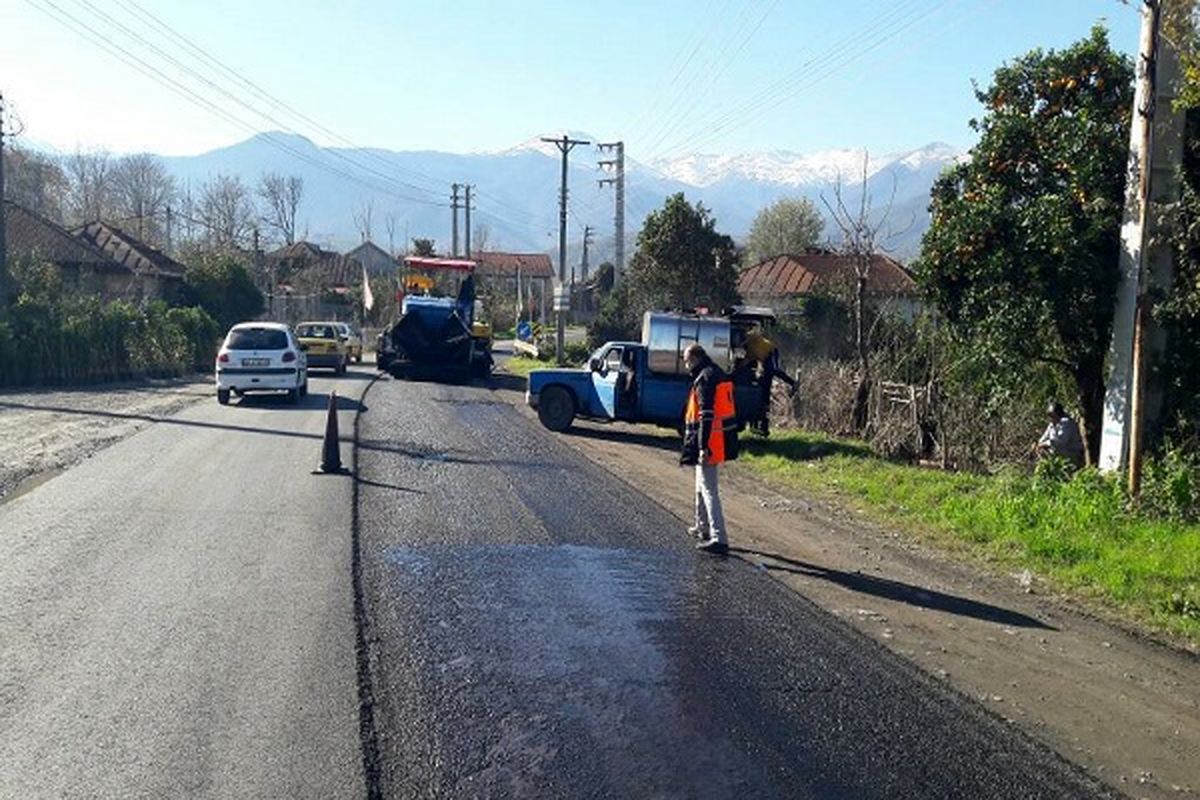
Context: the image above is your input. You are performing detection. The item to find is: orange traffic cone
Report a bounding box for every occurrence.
[317,391,347,474]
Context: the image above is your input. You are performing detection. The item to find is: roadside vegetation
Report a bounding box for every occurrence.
[739,429,1200,642]
[501,339,592,378]
[0,253,259,388]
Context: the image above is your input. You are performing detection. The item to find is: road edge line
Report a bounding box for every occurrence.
[351,372,385,800]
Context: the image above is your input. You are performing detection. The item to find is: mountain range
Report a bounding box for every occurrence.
[160,132,962,266]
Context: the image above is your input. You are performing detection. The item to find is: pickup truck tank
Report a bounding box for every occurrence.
[642,312,733,376]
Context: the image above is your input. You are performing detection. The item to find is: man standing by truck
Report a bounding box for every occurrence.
[742,325,796,436]
[681,344,739,555]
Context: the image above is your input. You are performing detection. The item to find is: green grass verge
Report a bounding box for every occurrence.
[737,428,1200,643]
[498,355,545,379]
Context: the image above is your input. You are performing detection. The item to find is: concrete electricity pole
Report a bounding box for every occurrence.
[1099,0,1184,492]
[450,183,461,257]
[464,184,474,258]
[541,134,589,364]
[597,141,625,288]
[580,225,594,283]
[165,205,173,256]
[0,92,7,302]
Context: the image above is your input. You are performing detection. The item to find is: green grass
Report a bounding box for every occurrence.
[498,354,545,379]
[738,429,1200,643]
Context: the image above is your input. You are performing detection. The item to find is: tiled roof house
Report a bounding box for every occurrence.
[72,221,187,303]
[738,251,918,302]
[3,201,138,300]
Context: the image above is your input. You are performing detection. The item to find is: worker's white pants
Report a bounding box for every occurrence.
[694,463,726,544]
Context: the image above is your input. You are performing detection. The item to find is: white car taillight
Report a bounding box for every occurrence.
[218,352,230,363]
[282,351,296,363]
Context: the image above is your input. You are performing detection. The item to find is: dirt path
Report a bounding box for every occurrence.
[498,380,1198,800]
[0,377,212,503]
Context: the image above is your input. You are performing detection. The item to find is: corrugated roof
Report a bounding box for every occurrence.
[266,241,361,288]
[738,252,917,299]
[346,241,394,262]
[71,221,186,279]
[472,251,554,279]
[3,201,129,274]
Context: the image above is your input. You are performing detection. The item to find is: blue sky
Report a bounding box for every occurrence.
[1,0,1142,160]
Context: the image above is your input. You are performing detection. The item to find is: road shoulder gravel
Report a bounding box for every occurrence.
[0,376,211,503]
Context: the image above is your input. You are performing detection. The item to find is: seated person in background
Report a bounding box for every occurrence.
[1035,401,1085,467]
[743,326,797,436]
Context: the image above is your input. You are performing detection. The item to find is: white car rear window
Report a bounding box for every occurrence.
[226,329,289,350]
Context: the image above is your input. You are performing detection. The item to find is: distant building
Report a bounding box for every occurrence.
[345,241,397,278]
[3,201,136,301]
[738,250,921,320]
[470,251,554,323]
[264,241,365,322]
[72,221,187,304]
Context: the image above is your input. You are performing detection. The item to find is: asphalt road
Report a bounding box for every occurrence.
[357,374,1118,799]
[0,363,1121,799]
[0,368,372,799]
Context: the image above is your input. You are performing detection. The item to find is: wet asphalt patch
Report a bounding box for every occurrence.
[354,378,1117,799]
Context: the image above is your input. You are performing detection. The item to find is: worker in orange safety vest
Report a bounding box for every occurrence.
[680,343,739,555]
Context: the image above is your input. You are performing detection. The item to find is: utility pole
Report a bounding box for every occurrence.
[450,183,461,257]
[542,134,589,364]
[464,183,473,258]
[1099,0,1183,492]
[580,225,594,283]
[597,140,625,288]
[165,205,173,256]
[0,92,8,303]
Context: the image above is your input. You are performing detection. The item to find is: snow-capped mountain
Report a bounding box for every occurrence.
[158,132,962,263]
[647,142,961,188]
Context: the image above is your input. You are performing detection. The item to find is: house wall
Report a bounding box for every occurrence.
[353,248,396,278]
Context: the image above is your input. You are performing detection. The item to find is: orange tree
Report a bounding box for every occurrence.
[915,26,1134,463]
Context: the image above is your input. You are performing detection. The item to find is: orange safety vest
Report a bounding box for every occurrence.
[684,379,739,464]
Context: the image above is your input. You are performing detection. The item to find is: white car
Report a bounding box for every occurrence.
[215,322,308,405]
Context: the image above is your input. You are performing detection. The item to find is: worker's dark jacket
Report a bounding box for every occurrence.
[680,357,739,466]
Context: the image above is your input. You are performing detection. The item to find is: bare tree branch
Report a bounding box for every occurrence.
[258,172,303,246]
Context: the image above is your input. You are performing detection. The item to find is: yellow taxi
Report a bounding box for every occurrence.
[335,322,364,363]
[295,321,349,374]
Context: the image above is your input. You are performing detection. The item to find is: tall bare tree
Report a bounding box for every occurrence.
[3,143,67,221]
[472,222,492,254]
[257,172,303,246]
[384,211,400,256]
[821,153,904,432]
[198,174,255,251]
[110,153,175,246]
[63,149,112,225]
[352,199,374,243]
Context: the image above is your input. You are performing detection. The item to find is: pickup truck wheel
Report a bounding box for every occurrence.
[538,386,575,432]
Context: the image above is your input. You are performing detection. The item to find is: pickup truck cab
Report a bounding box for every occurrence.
[526,340,763,432]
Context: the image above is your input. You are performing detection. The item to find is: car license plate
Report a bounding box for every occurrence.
[242,358,270,367]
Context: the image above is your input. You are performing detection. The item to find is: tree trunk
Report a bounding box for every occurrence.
[1075,370,1105,467]
[853,272,870,433]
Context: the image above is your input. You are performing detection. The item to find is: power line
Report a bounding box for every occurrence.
[624,0,731,144]
[108,0,560,235]
[647,0,951,163]
[636,0,769,153]
[25,0,448,209]
[67,0,446,204]
[110,0,454,197]
[640,0,780,157]
[644,0,931,162]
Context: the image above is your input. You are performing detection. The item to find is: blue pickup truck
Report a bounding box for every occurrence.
[525,310,772,433]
